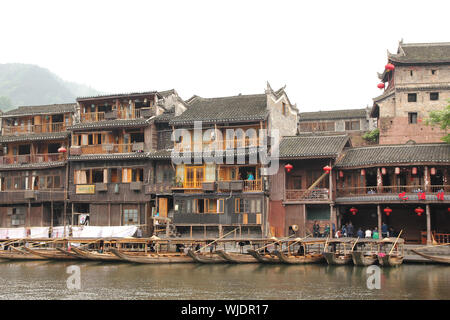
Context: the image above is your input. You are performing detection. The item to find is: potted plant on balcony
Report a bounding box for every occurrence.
[173,176,183,188]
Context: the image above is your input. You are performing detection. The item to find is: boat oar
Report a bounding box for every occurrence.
[351,237,360,252]
[413,242,450,251]
[194,228,238,253]
[286,235,310,250]
[389,230,403,255]
[255,234,297,252]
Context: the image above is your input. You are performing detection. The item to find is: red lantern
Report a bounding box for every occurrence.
[284,163,293,173]
[361,169,365,176]
[384,207,392,216]
[385,63,395,71]
[447,207,450,213]
[323,165,332,174]
[415,207,424,216]
[339,171,344,178]
[381,168,386,175]
[377,83,385,89]
[412,167,417,175]
[350,207,358,216]
[58,146,67,153]
[430,167,436,175]
[395,167,400,175]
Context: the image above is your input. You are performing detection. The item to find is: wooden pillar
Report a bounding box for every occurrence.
[377,205,382,236]
[302,204,306,237]
[109,203,112,226]
[377,168,383,194]
[426,204,431,245]
[27,201,31,228]
[63,200,67,236]
[41,203,44,227]
[424,166,430,192]
[328,160,333,200]
[71,202,74,227]
[330,204,337,238]
[51,201,54,228]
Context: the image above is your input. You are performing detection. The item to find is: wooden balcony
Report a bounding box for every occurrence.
[0,153,67,165]
[285,188,330,201]
[336,185,449,200]
[76,144,133,154]
[0,189,66,203]
[174,138,261,152]
[218,180,262,192]
[2,123,66,135]
[80,109,143,123]
[145,182,173,194]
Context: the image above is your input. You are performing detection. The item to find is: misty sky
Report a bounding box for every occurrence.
[1,0,448,112]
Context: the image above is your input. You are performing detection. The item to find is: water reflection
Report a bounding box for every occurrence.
[0,261,448,300]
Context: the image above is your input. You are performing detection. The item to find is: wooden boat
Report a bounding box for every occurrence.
[410,249,450,265]
[23,247,78,260]
[56,247,90,260]
[215,250,258,263]
[187,249,228,264]
[323,252,353,265]
[351,251,378,266]
[275,251,324,264]
[111,248,193,264]
[0,247,47,260]
[247,249,280,263]
[377,253,404,267]
[70,246,124,262]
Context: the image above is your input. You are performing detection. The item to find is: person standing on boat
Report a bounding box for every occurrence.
[365,228,372,238]
[313,221,320,238]
[342,224,347,237]
[324,224,330,238]
[381,223,388,238]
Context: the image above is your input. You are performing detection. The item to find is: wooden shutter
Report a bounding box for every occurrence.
[159,198,168,218]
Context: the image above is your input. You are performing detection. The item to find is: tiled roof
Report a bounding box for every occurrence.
[69,152,149,161]
[170,94,268,125]
[336,143,450,168]
[277,135,349,159]
[153,111,175,123]
[148,150,172,159]
[2,103,76,117]
[0,161,66,170]
[77,91,158,101]
[68,119,149,131]
[158,89,176,98]
[0,132,69,143]
[388,42,450,64]
[299,108,367,121]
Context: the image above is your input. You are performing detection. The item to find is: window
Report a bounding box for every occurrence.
[408,93,417,102]
[235,198,241,213]
[430,92,439,101]
[123,209,138,225]
[410,70,413,77]
[204,199,224,214]
[282,102,286,116]
[431,69,437,75]
[110,168,120,183]
[345,120,360,131]
[408,112,418,124]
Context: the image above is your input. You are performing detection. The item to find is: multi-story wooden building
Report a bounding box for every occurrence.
[268,134,351,237]
[372,41,450,144]
[0,103,75,229]
[169,84,298,238]
[334,143,450,244]
[67,90,185,236]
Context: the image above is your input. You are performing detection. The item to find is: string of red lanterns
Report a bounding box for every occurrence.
[383,207,392,216]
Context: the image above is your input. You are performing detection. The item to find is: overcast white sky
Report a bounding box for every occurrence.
[0,0,449,112]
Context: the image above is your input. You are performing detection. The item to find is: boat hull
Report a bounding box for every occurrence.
[71,247,123,262]
[247,249,280,264]
[276,251,324,265]
[323,252,352,265]
[111,248,193,264]
[23,247,78,260]
[187,249,227,264]
[377,254,403,267]
[0,249,46,261]
[351,252,378,266]
[215,250,257,263]
[411,250,450,264]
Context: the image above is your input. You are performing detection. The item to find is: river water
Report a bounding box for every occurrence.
[0,260,449,300]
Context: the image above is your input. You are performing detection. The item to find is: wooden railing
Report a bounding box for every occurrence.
[2,122,66,135]
[285,188,329,201]
[181,180,203,189]
[0,153,67,165]
[243,179,263,192]
[337,185,449,197]
[79,144,133,154]
[433,233,450,244]
[80,109,142,123]
[174,138,261,152]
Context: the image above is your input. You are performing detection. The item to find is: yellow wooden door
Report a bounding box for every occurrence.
[159,198,168,218]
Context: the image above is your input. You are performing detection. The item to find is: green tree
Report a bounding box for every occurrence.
[427,102,450,143]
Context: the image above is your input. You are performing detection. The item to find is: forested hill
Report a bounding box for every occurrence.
[0,63,99,111]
